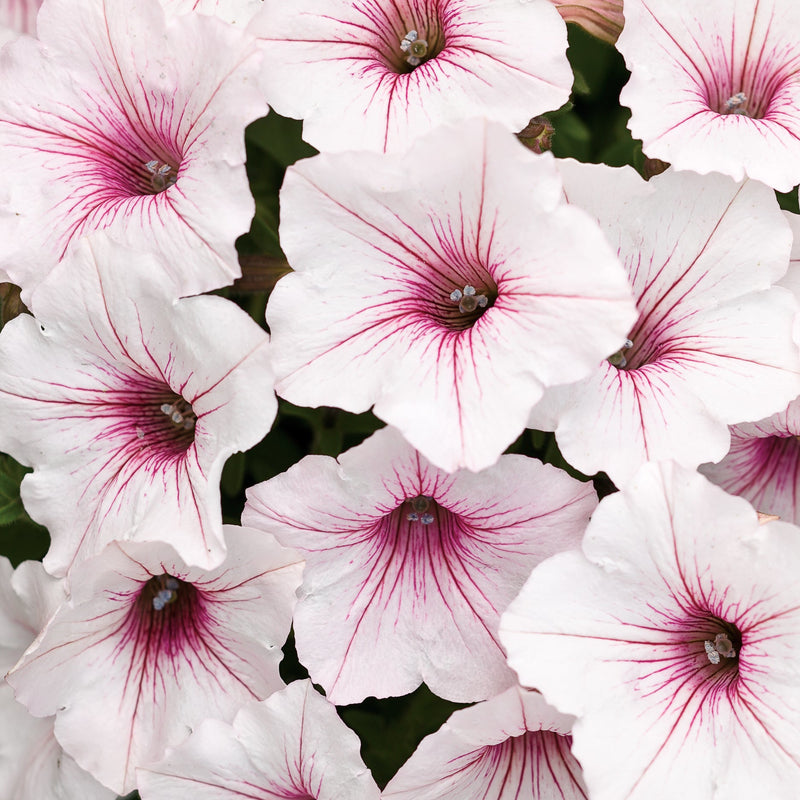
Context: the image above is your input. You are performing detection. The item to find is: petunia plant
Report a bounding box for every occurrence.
[1,2,800,799]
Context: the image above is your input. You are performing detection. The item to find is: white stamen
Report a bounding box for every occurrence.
[400,29,428,66]
[704,633,737,664]
[145,159,178,191]
[420,512,434,524]
[153,588,175,610]
[400,29,418,51]
[160,398,197,431]
[450,284,489,315]
[608,338,633,369]
[724,92,748,115]
[704,640,721,664]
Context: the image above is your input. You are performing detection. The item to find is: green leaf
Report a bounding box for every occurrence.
[777,188,800,214]
[571,68,591,97]
[245,112,317,169]
[221,451,246,498]
[339,685,468,788]
[0,517,49,566]
[0,455,30,526]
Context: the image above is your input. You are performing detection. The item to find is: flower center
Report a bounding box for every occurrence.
[131,389,197,457]
[704,632,737,664]
[699,619,742,680]
[723,92,750,116]
[406,495,436,525]
[450,284,489,314]
[607,338,633,369]
[400,30,429,67]
[159,398,197,432]
[150,574,181,610]
[144,159,179,193]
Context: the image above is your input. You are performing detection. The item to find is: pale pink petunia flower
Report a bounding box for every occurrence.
[0,0,266,300]
[137,680,380,799]
[242,426,596,705]
[549,0,623,43]
[500,462,800,800]
[268,120,637,473]
[382,686,588,799]
[701,210,800,520]
[528,162,800,486]
[7,530,303,795]
[700,399,800,524]
[618,0,800,191]
[0,558,114,800]
[249,0,572,153]
[0,235,275,577]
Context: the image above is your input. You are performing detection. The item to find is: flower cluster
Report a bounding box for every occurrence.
[1,0,800,798]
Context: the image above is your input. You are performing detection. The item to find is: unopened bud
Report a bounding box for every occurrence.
[517,116,554,154]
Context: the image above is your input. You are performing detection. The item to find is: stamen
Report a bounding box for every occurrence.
[400,29,429,67]
[704,632,737,664]
[608,339,633,369]
[407,495,435,524]
[145,159,178,192]
[450,285,489,315]
[704,640,720,664]
[160,398,197,431]
[152,575,180,611]
[723,92,749,115]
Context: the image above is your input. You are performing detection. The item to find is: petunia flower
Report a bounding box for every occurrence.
[382,685,588,799]
[0,558,114,800]
[242,426,596,704]
[700,399,800,524]
[500,462,800,800]
[618,0,800,191]
[268,120,637,473]
[549,0,623,43]
[137,680,380,799]
[700,209,800,519]
[0,0,266,300]
[0,234,275,577]
[7,530,303,795]
[249,0,572,153]
[528,162,800,485]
